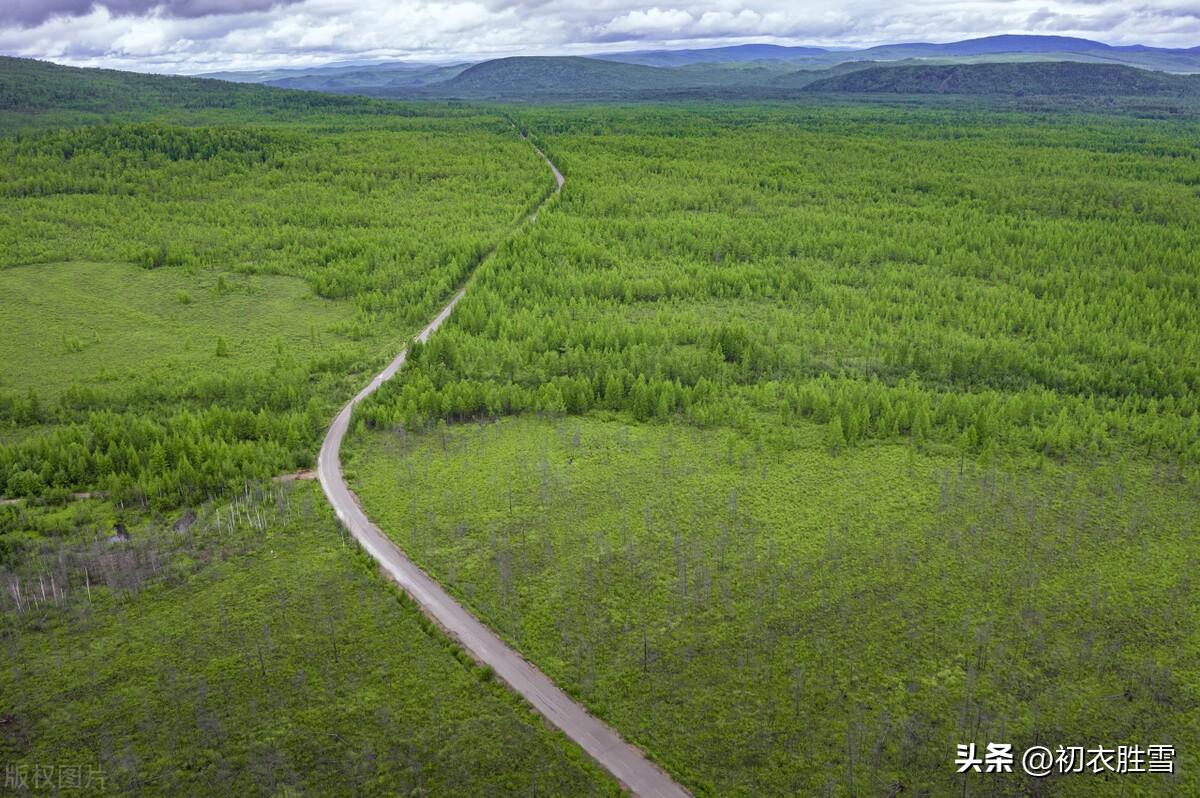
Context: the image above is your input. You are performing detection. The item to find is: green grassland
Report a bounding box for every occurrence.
[349,416,1198,796]
[0,483,616,796]
[348,105,1200,795]
[0,261,348,398]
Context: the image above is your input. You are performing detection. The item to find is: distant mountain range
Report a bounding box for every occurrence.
[195,34,1200,99]
[847,34,1200,59]
[441,57,699,97]
[594,34,1200,70]
[406,57,1200,101]
[6,34,1200,114]
[201,61,471,91]
[594,43,831,67]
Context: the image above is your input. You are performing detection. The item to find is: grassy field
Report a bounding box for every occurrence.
[349,415,1198,796]
[0,261,350,399]
[0,483,616,796]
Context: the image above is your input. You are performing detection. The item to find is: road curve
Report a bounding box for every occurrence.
[317,134,691,798]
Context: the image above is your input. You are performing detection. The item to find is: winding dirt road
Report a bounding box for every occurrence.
[317,135,691,798]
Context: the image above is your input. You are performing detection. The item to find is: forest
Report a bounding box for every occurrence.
[0,55,380,115]
[355,106,1200,467]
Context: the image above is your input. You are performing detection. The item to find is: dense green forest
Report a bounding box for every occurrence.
[355,106,1200,467]
[346,105,1200,795]
[0,55,375,115]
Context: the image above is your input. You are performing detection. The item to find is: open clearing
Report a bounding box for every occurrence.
[0,261,350,398]
[350,414,1200,796]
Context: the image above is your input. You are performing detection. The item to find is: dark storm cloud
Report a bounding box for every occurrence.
[1,0,301,28]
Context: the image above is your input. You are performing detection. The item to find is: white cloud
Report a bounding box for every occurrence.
[600,8,697,36]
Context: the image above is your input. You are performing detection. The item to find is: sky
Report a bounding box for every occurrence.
[0,0,1197,74]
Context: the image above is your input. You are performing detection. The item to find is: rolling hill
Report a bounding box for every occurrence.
[597,43,830,67]
[396,55,1200,104]
[768,60,887,89]
[423,56,700,98]
[0,55,369,114]
[266,63,468,93]
[851,34,1200,73]
[11,46,1200,109]
[857,34,1200,58]
[860,34,1155,57]
[804,61,1200,96]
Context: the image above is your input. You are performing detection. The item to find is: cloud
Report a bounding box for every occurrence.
[1,0,1197,74]
[1,0,303,29]
[590,6,859,43]
[599,8,697,37]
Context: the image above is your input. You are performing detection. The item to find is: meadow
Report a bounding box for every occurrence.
[348,105,1200,795]
[0,482,615,796]
[350,417,1199,796]
[0,261,345,398]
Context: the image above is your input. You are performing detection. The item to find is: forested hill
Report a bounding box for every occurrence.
[805,61,1200,97]
[427,56,698,98]
[0,56,372,113]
